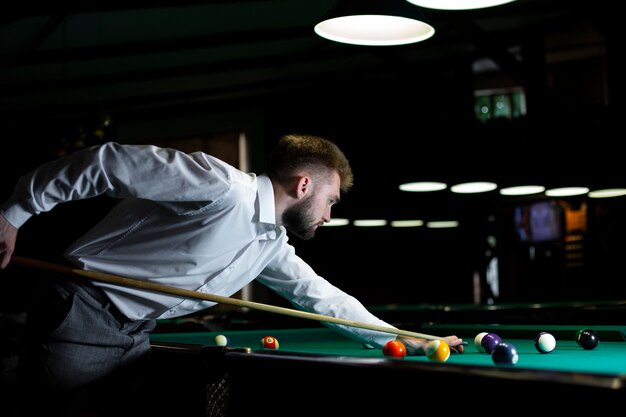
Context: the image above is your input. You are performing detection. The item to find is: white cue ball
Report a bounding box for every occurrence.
[474,332,489,353]
[214,334,229,346]
[534,331,556,353]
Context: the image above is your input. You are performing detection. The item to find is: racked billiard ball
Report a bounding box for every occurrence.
[576,329,599,350]
[260,336,279,349]
[214,334,229,347]
[480,333,502,354]
[383,340,406,358]
[492,341,519,366]
[534,331,556,353]
[474,332,489,353]
[426,340,450,363]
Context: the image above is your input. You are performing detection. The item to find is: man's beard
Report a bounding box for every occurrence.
[282,195,321,241]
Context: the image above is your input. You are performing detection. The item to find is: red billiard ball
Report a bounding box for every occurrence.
[492,341,519,366]
[383,340,406,358]
[260,336,279,349]
[426,340,450,362]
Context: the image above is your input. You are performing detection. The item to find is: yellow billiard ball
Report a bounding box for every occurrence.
[426,340,450,362]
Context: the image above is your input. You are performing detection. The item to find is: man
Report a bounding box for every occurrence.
[0,134,462,414]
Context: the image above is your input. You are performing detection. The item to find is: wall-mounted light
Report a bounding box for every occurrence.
[315,0,435,46]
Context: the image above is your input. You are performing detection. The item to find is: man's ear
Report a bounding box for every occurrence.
[295,176,311,198]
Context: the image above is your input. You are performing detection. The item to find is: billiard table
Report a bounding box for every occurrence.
[148,324,626,416]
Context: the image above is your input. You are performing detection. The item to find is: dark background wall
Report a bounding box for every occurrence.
[1,1,625,313]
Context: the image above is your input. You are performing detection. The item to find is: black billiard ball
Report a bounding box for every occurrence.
[576,329,599,350]
[492,341,519,366]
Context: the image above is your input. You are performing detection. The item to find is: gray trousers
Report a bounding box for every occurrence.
[14,275,157,415]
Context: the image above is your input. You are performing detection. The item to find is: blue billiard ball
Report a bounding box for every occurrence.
[492,341,519,366]
[481,333,502,354]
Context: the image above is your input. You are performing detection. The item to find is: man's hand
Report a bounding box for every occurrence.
[0,214,18,269]
[397,334,465,355]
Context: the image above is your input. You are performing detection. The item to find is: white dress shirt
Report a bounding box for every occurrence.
[1,142,395,347]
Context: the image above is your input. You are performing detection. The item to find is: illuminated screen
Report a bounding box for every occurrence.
[514,200,563,243]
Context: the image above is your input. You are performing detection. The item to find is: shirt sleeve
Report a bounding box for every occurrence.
[256,242,397,348]
[0,142,232,228]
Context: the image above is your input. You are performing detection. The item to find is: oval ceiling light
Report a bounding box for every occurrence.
[353,219,388,227]
[324,218,350,226]
[545,187,589,197]
[406,0,518,10]
[426,220,459,228]
[399,181,447,192]
[390,219,424,227]
[450,181,497,194]
[588,188,626,198]
[314,0,435,46]
[499,185,545,196]
[314,15,434,46]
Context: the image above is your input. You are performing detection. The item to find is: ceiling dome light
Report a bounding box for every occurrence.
[390,219,424,227]
[426,221,459,228]
[406,0,518,10]
[324,218,350,226]
[450,182,497,194]
[315,0,434,46]
[399,181,447,192]
[545,187,589,197]
[499,185,545,196]
[588,188,626,198]
[315,15,434,46]
[353,219,388,227]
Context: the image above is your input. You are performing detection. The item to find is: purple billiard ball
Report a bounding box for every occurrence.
[492,341,519,366]
[481,332,502,354]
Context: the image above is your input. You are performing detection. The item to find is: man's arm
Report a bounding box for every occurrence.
[0,214,18,269]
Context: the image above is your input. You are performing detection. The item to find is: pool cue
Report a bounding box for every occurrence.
[10,255,458,343]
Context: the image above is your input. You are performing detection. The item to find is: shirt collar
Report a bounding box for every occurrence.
[256,174,276,226]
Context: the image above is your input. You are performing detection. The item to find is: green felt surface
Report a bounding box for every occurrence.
[151,325,626,375]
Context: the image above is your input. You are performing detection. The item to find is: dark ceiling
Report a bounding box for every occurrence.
[1,0,623,223]
[1,0,617,117]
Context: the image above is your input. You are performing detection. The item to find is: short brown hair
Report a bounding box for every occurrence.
[266,134,353,193]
